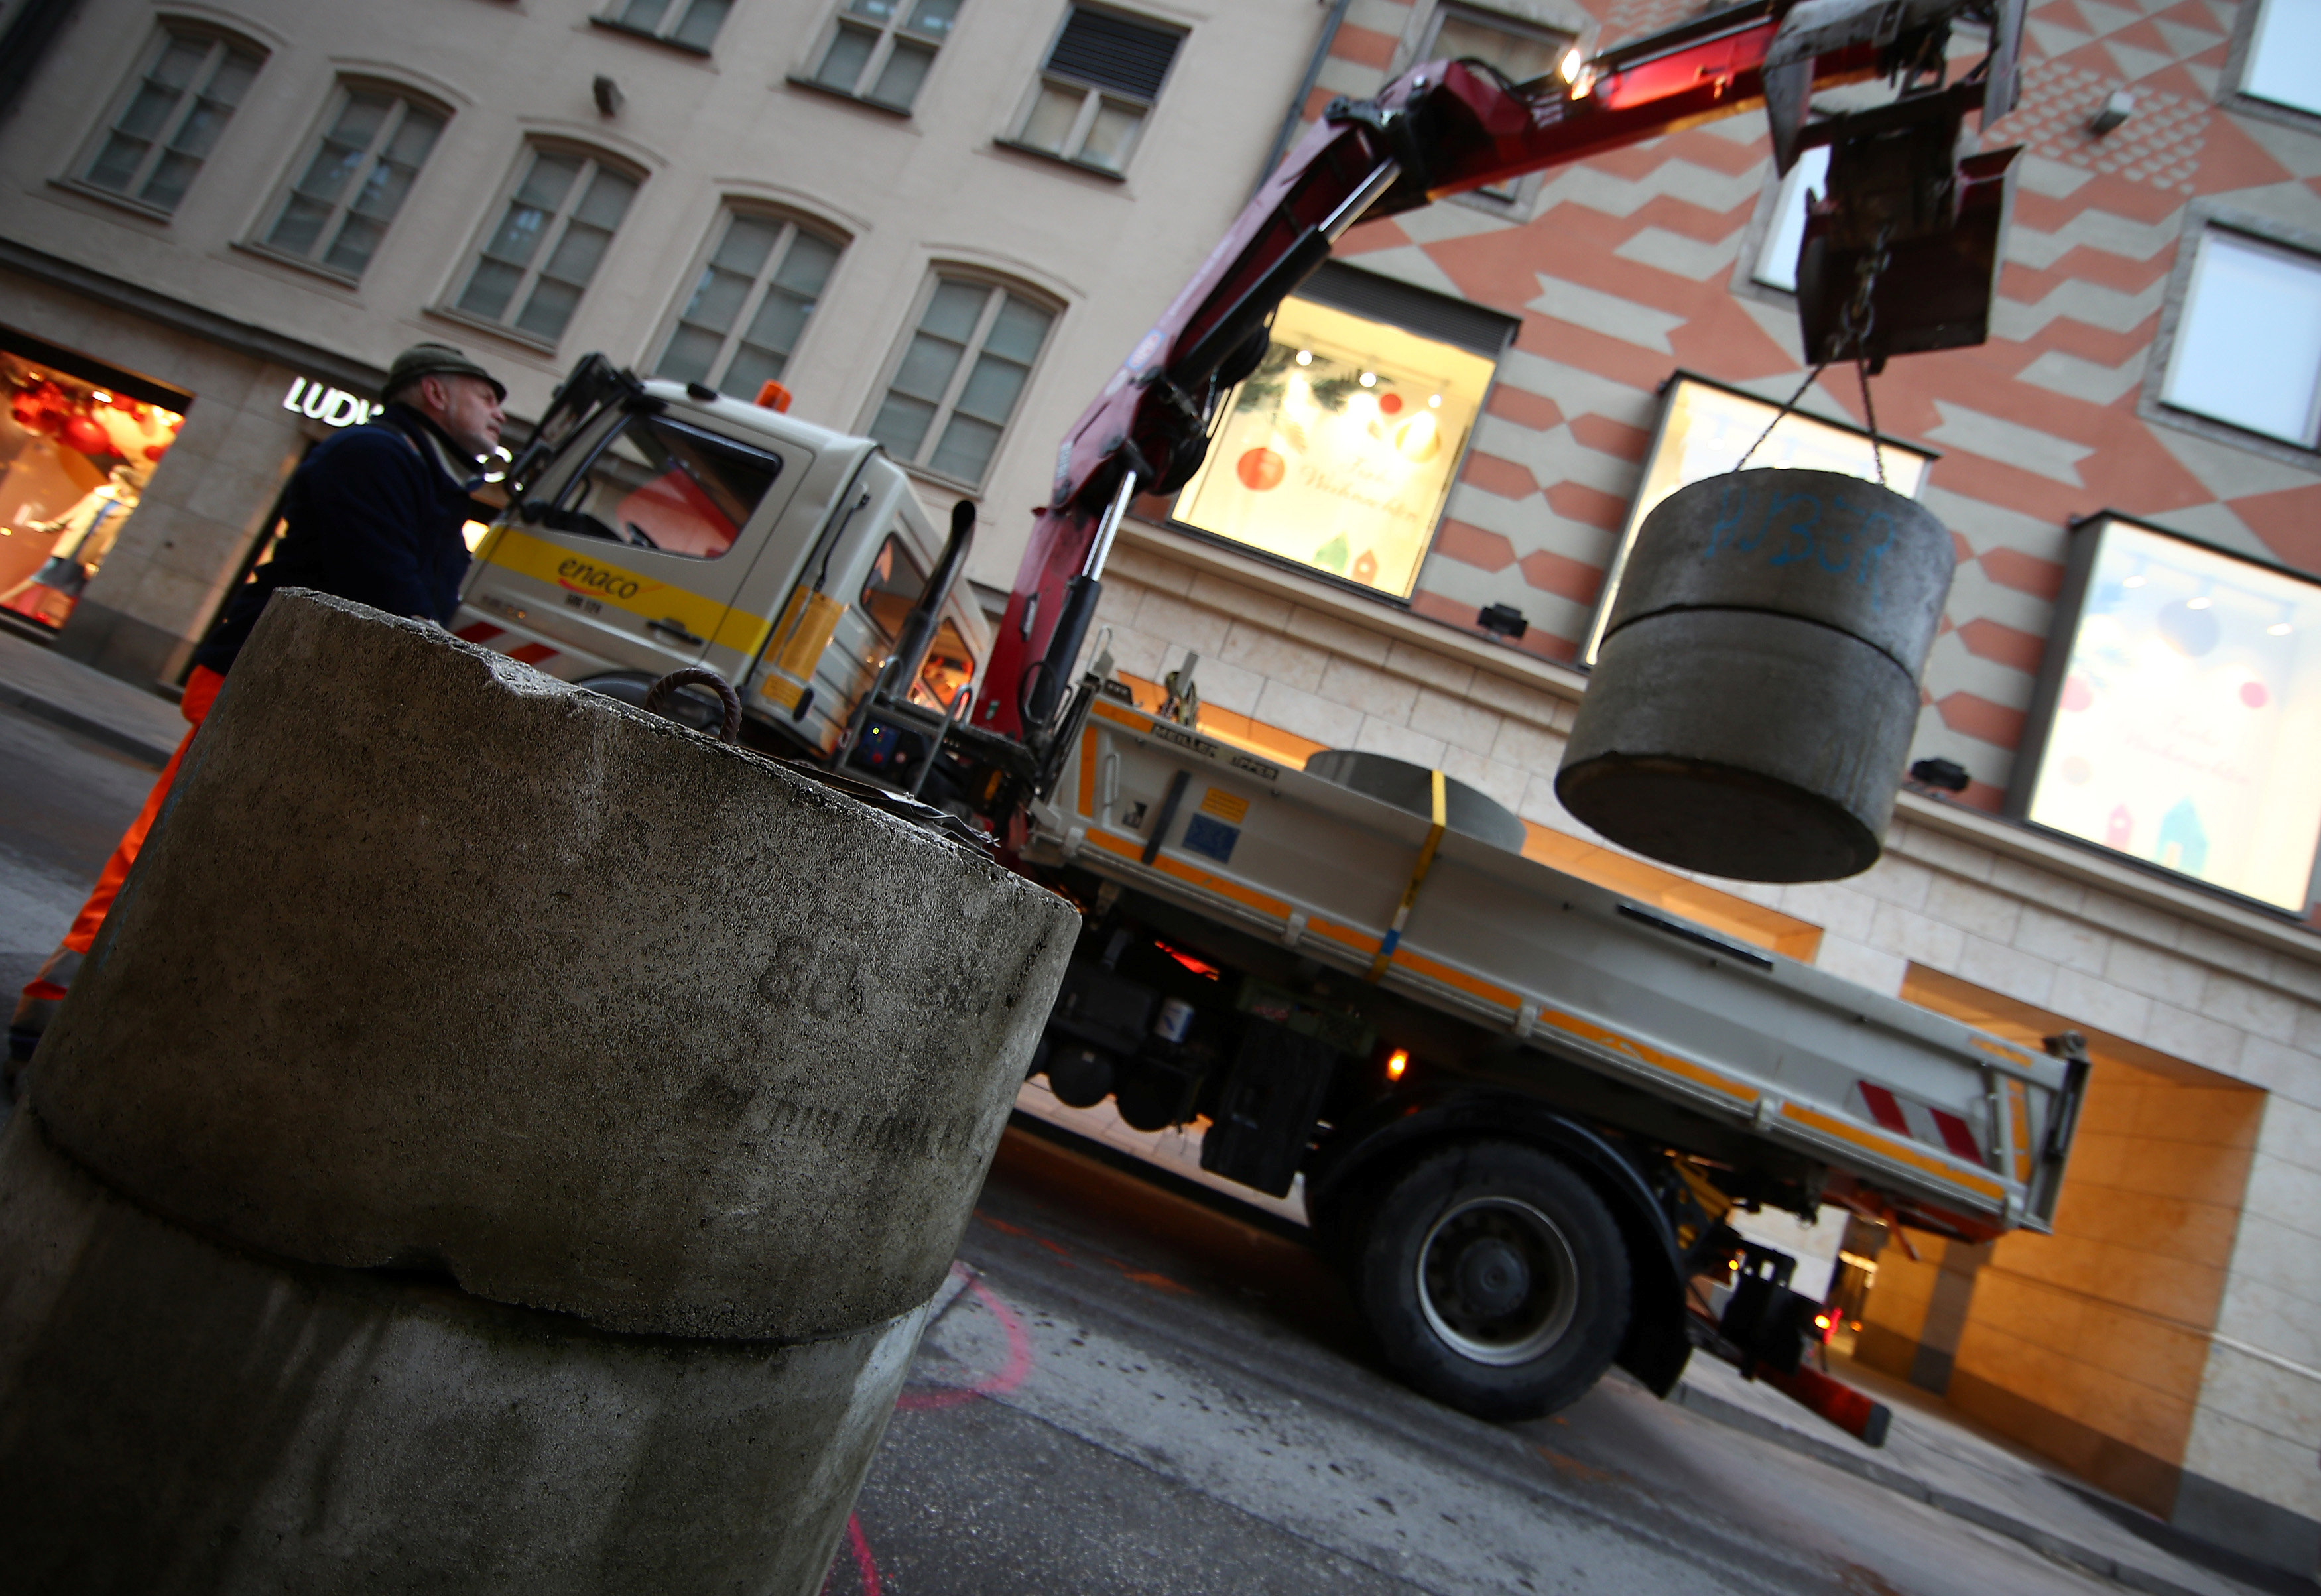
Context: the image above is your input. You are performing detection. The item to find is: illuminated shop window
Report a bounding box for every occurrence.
[2013,514,2321,916]
[1173,294,1495,599]
[1582,373,1934,662]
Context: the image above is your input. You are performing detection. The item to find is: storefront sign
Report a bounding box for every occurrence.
[1583,373,1936,662]
[1171,297,1495,599]
[2012,514,2321,916]
[282,375,378,428]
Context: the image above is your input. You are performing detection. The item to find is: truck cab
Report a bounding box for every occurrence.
[454,366,987,768]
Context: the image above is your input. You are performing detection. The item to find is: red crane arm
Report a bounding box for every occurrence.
[975,0,1966,741]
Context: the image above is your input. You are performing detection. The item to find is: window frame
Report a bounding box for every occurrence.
[2222,0,2321,135]
[243,78,450,284]
[68,22,267,219]
[2139,205,2321,470]
[437,140,647,353]
[593,0,734,56]
[1001,3,1185,178]
[1401,1,1577,212]
[860,269,1061,491]
[794,0,961,116]
[649,204,848,398]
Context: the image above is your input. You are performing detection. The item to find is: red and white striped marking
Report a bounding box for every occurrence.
[454,620,560,667]
[1852,1082,1985,1166]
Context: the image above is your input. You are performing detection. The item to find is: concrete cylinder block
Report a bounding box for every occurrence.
[31,591,1078,1340]
[1556,469,1955,882]
[0,1109,919,1596]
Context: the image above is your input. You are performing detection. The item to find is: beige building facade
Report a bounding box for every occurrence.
[3,0,2317,1575]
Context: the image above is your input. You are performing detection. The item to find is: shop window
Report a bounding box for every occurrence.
[867,275,1055,487]
[2239,0,2321,118]
[2159,227,2321,448]
[1170,264,1507,601]
[1751,145,1828,293]
[78,26,264,214]
[654,210,843,397]
[453,145,642,345]
[599,0,734,52]
[1414,4,1571,201]
[540,410,783,560]
[2011,513,2321,918]
[805,0,961,112]
[257,84,446,280]
[1,336,188,633]
[1008,5,1182,175]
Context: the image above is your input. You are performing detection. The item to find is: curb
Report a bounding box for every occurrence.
[0,682,172,768]
[1670,1381,2226,1596]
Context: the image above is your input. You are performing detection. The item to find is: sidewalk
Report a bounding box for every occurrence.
[1672,1349,2308,1596]
[0,627,182,767]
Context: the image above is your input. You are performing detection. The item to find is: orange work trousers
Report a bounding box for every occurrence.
[38,664,227,976]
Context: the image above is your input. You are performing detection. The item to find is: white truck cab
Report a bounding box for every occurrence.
[454,368,987,765]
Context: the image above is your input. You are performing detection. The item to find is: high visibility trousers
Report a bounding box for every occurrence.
[11,665,227,1042]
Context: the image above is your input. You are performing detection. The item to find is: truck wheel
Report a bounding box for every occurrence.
[1354,1141,1630,1420]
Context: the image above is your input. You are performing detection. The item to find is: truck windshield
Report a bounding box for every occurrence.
[534,412,781,560]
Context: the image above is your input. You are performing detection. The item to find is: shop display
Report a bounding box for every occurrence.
[0,350,182,631]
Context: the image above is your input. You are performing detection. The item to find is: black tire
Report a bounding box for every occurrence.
[1353,1140,1631,1420]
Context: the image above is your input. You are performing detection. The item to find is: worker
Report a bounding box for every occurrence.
[7,342,507,1074]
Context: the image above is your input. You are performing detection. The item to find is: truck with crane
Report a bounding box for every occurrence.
[451,0,2076,1436]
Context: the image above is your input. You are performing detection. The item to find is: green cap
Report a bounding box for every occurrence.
[384,341,505,402]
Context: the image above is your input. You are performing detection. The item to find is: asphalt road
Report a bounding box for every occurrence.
[0,698,2135,1596]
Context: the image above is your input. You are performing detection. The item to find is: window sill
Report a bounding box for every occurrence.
[2222,90,2321,140]
[783,75,915,118]
[230,239,366,290]
[48,176,180,225]
[423,304,562,356]
[590,17,714,56]
[2136,393,2321,474]
[991,138,1127,182]
[894,460,990,496]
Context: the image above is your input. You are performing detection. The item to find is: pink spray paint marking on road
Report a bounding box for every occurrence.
[818,1513,881,1596]
[895,1264,1034,1412]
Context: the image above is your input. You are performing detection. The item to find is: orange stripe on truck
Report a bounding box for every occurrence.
[1780,1101,2007,1200]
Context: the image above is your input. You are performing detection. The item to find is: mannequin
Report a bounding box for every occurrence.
[0,463,142,621]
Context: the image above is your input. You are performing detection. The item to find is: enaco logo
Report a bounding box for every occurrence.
[556,558,653,601]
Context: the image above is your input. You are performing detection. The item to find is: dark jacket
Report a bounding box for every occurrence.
[194,403,484,674]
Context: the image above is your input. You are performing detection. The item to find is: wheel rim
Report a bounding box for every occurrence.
[1415,1196,1580,1367]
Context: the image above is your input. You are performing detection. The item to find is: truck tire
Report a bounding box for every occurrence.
[1353,1140,1630,1420]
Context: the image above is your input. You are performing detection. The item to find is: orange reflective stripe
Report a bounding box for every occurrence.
[1780,1101,2008,1200]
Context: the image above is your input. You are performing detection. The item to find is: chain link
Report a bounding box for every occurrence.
[1736,224,1894,479]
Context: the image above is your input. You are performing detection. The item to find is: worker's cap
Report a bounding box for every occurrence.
[384,341,506,402]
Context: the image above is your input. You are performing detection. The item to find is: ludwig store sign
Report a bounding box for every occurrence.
[282,375,378,428]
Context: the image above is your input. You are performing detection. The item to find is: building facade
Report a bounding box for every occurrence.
[2,0,2317,1574]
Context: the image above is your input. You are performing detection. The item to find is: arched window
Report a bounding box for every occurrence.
[452,143,644,344]
[654,208,844,397]
[257,81,448,280]
[866,271,1056,487]
[78,23,265,215]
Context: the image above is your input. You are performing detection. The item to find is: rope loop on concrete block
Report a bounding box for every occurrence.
[643,667,743,745]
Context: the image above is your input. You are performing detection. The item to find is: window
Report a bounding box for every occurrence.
[1416,5,1571,200]
[2241,0,2321,118]
[599,0,733,52]
[808,0,960,112]
[655,211,842,397]
[868,276,1054,486]
[454,147,641,345]
[1170,271,1502,599]
[540,411,783,560]
[2010,513,2321,917]
[1011,6,1182,174]
[258,86,444,279]
[80,27,263,213]
[2160,229,2321,448]
[1752,145,1828,292]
